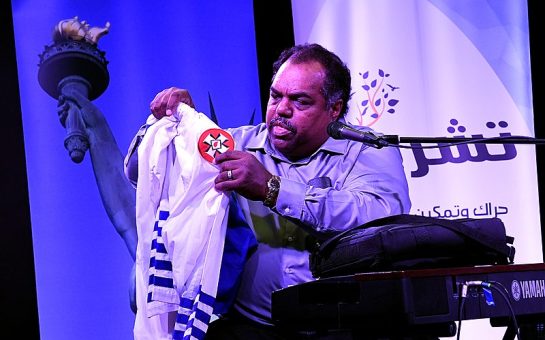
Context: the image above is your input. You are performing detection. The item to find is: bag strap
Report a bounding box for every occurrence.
[319,214,510,256]
[388,215,514,262]
[318,214,404,252]
[383,214,508,251]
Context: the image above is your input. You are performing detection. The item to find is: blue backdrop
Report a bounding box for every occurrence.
[12,1,261,339]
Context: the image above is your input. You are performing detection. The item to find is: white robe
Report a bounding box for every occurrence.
[133,104,232,340]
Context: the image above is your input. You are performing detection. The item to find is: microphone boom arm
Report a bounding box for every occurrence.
[383,135,545,147]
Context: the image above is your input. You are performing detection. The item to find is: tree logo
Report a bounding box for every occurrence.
[353,69,399,126]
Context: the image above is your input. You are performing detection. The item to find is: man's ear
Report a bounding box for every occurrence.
[330,99,343,121]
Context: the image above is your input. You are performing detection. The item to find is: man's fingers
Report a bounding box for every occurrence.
[214,150,245,164]
[176,89,195,108]
[150,88,194,118]
[151,91,161,103]
[214,172,237,192]
[150,90,170,118]
[166,91,181,116]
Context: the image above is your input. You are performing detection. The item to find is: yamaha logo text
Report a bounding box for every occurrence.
[511,279,545,301]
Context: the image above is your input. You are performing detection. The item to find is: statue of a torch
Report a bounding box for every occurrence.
[38,17,111,163]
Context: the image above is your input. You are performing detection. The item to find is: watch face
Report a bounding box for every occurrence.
[269,176,280,189]
[264,176,280,207]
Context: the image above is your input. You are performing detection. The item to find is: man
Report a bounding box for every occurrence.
[137,43,411,338]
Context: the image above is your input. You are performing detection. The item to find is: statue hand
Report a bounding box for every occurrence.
[56,99,70,127]
[59,91,106,130]
[150,87,194,119]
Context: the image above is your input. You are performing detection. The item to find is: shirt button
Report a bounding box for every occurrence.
[285,267,293,274]
[287,236,294,242]
[284,207,290,213]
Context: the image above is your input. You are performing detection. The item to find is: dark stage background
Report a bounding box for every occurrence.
[2,0,543,337]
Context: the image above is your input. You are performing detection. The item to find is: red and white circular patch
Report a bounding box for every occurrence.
[197,128,235,163]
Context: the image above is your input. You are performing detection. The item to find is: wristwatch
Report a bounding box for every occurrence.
[263,175,281,208]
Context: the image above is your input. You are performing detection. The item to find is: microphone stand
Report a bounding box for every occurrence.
[377,134,545,148]
[370,133,545,178]
[326,122,545,148]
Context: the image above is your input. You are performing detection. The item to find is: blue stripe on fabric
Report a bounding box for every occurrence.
[147,291,152,302]
[172,330,183,340]
[185,316,195,329]
[152,220,162,236]
[179,297,194,309]
[197,291,215,307]
[148,275,174,288]
[172,330,185,340]
[154,259,173,271]
[194,308,212,324]
[176,312,189,324]
[157,243,167,253]
[158,210,169,220]
[151,240,167,253]
[189,326,206,340]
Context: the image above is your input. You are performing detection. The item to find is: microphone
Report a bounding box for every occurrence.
[327,121,390,148]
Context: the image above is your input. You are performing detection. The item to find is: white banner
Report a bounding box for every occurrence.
[292,0,542,338]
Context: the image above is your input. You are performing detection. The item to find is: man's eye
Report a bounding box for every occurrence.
[295,100,311,108]
[268,93,281,104]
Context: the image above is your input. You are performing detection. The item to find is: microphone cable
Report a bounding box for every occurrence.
[457,280,521,340]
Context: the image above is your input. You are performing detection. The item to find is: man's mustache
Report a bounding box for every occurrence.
[268,117,296,133]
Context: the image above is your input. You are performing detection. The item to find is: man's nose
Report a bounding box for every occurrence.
[275,98,293,117]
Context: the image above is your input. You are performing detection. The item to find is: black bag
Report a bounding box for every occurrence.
[310,214,515,278]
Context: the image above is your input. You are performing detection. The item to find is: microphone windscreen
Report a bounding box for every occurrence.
[327,121,345,139]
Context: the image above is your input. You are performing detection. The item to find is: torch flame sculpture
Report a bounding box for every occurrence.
[38,17,110,163]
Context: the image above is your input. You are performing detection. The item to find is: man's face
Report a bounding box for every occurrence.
[266,60,341,161]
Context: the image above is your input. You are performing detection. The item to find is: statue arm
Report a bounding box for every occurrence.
[59,91,137,260]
